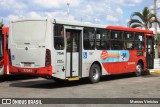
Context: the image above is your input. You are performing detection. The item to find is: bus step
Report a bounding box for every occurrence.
[67,77,80,81]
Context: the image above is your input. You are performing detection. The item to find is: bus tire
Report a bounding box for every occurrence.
[89,64,101,83]
[134,63,143,76]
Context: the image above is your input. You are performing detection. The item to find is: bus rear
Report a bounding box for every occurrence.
[9,19,52,77]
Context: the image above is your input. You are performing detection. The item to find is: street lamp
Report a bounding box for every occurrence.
[154,0,157,40]
[153,0,160,58]
[66,0,70,21]
[153,0,160,38]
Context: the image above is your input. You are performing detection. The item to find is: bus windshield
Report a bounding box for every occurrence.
[12,20,47,42]
[0,35,3,59]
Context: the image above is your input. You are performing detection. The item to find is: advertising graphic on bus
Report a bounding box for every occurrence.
[8,19,154,83]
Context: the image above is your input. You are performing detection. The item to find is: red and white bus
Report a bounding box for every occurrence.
[9,19,154,83]
[0,27,9,76]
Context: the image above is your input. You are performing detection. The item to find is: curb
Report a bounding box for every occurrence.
[149,69,160,74]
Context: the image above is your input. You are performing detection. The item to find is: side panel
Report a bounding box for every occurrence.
[82,50,108,78]
[52,24,66,79]
[53,50,66,79]
[100,50,136,74]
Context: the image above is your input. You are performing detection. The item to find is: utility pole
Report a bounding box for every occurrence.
[67,0,70,21]
[154,0,158,40]
[154,0,158,58]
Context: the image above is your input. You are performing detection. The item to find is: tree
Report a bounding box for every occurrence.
[128,7,160,30]
[0,20,4,27]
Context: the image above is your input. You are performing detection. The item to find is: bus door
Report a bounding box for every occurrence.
[65,26,82,78]
[146,36,154,69]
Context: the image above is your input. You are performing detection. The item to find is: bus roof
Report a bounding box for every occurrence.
[11,18,153,34]
[54,19,107,28]
[107,26,153,34]
[11,18,107,29]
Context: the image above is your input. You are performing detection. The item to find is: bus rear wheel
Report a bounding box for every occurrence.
[89,64,101,83]
[134,63,143,76]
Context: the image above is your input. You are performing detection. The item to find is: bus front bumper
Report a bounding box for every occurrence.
[9,65,52,77]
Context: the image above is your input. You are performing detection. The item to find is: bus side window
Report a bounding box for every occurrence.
[96,29,110,50]
[135,33,144,50]
[83,27,95,50]
[110,30,123,50]
[123,32,134,50]
[54,24,64,50]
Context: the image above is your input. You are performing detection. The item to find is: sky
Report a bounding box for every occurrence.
[0,0,160,27]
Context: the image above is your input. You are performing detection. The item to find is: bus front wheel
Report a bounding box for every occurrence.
[89,64,101,83]
[134,63,143,76]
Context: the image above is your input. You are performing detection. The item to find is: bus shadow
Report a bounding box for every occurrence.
[0,75,38,83]
[141,73,160,78]
[8,73,150,89]
[101,73,134,82]
[9,79,88,89]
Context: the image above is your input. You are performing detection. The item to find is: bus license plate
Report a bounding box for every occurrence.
[23,69,33,73]
[24,64,31,67]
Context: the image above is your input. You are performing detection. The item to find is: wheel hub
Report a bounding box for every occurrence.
[136,65,142,73]
[92,68,99,80]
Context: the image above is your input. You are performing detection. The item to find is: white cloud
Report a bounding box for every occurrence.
[85,5,93,14]
[106,15,119,22]
[7,15,20,21]
[28,12,42,19]
[116,7,123,15]
[70,0,81,7]
[119,0,125,4]
[44,12,66,19]
[115,0,142,7]
[0,0,26,10]
[43,11,75,21]
[131,0,142,4]
[95,18,101,23]
[33,0,81,9]
[33,0,61,8]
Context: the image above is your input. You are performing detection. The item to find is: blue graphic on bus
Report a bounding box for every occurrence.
[83,52,87,59]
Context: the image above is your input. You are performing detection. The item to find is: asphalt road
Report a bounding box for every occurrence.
[0,73,160,107]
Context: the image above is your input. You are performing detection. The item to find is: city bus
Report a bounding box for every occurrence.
[0,27,9,76]
[9,19,154,83]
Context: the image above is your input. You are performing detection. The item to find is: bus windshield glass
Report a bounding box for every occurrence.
[0,35,3,59]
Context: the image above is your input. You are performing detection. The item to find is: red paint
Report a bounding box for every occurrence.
[100,26,153,75]
[9,65,52,76]
[0,27,9,75]
[107,26,153,34]
[102,50,147,74]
